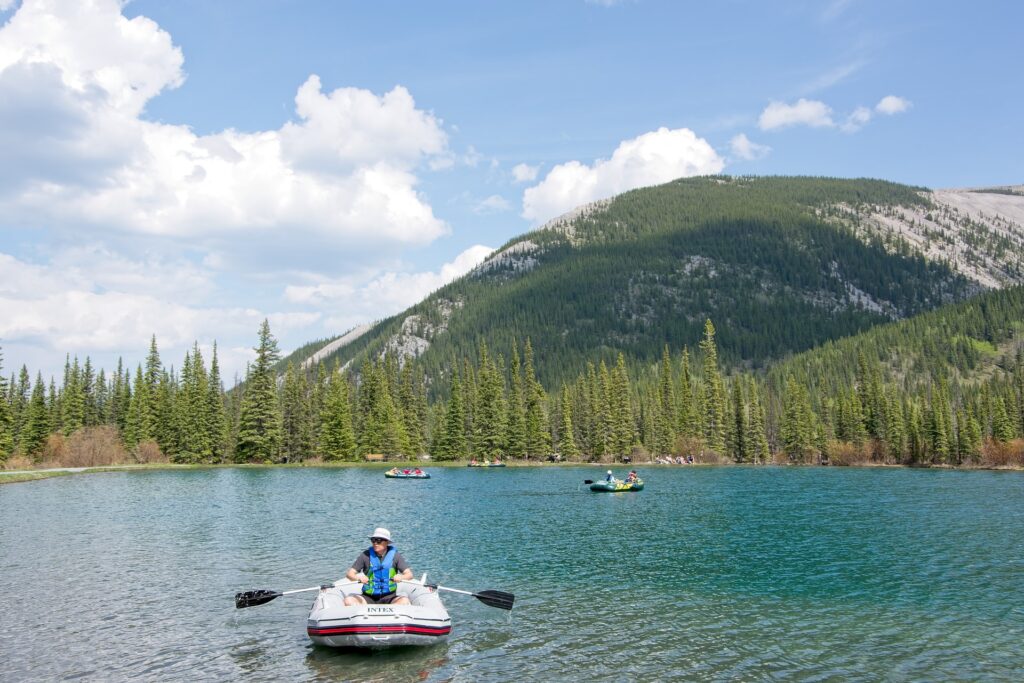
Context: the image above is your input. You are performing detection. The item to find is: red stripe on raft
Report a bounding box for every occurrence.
[308,625,451,636]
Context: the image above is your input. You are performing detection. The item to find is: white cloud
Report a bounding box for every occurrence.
[512,162,539,183]
[758,99,835,130]
[0,0,449,250]
[0,250,290,379]
[474,194,511,214]
[841,106,873,133]
[729,133,771,161]
[876,95,911,115]
[288,245,495,330]
[521,127,724,223]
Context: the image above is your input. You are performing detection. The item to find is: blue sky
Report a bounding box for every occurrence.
[0,0,1021,382]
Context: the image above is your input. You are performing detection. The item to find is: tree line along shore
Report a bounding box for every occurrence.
[2,297,1024,472]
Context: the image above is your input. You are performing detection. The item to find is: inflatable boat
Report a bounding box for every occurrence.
[589,479,644,492]
[307,578,450,648]
[384,469,431,479]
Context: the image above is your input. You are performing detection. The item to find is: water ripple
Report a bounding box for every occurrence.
[1,466,1022,680]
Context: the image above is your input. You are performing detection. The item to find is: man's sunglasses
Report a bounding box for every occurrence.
[370,537,388,543]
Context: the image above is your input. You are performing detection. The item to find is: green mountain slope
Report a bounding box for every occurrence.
[292,176,1010,389]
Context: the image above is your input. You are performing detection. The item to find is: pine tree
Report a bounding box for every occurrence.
[12,365,30,447]
[0,351,13,460]
[728,379,746,462]
[433,371,467,460]
[399,363,427,456]
[505,343,527,458]
[474,342,506,458]
[61,357,85,436]
[991,396,1016,442]
[321,364,357,461]
[781,375,814,462]
[745,378,770,463]
[124,364,150,449]
[144,335,163,437]
[280,360,312,462]
[558,383,580,459]
[81,357,97,427]
[21,373,50,458]
[524,339,550,457]
[883,387,905,462]
[235,320,282,462]
[609,353,634,458]
[207,343,228,462]
[654,346,676,456]
[677,347,697,438]
[699,320,726,453]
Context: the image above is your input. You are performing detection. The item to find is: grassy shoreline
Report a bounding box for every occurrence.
[2,459,1021,485]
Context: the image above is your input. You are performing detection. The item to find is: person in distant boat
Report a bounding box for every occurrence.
[626,470,638,483]
[605,469,615,483]
[413,468,423,475]
[470,458,478,465]
[344,527,414,606]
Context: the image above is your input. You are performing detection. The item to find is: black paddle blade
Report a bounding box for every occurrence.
[235,589,281,609]
[583,480,594,484]
[475,590,515,611]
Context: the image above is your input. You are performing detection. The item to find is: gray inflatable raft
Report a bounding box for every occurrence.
[306,577,451,648]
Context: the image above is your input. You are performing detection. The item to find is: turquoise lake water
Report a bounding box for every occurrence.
[1,466,1022,681]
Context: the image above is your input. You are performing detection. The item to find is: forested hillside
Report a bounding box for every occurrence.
[299,176,1006,392]
[3,287,1021,469]
[4,176,1022,470]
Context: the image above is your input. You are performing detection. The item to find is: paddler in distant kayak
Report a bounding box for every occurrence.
[343,527,414,606]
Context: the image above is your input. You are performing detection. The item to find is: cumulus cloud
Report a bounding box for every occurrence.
[876,95,911,115]
[0,250,300,379]
[474,194,511,214]
[0,0,469,381]
[512,163,539,183]
[0,0,449,248]
[758,99,835,130]
[729,133,771,161]
[286,244,495,330]
[841,106,873,133]
[521,127,724,224]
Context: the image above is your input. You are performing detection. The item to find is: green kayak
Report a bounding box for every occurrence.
[589,479,643,492]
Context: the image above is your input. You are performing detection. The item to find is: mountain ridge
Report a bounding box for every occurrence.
[289,176,1023,390]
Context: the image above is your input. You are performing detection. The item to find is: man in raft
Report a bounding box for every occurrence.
[343,527,414,606]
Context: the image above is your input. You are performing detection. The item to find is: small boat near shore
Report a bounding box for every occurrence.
[384,468,430,479]
[307,579,451,649]
[589,479,644,492]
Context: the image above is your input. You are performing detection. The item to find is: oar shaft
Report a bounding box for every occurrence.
[280,586,325,596]
[406,581,471,596]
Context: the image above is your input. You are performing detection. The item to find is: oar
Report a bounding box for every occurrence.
[235,584,333,609]
[583,479,594,484]
[409,581,515,611]
[235,585,326,609]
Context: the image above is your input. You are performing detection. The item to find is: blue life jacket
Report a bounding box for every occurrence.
[363,546,397,596]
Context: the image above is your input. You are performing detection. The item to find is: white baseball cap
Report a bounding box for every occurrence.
[369,527,392,542]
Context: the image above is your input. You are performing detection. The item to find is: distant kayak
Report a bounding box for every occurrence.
[384,469,431,479]
[467,462,506,467]
[590,479,643,492]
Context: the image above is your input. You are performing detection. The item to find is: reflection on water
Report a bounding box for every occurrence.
[1,466,1022,681]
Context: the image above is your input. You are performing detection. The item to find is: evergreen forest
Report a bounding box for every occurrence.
[2,285,1022,468]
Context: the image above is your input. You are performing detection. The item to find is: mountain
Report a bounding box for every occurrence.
[287,176,1024,390]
